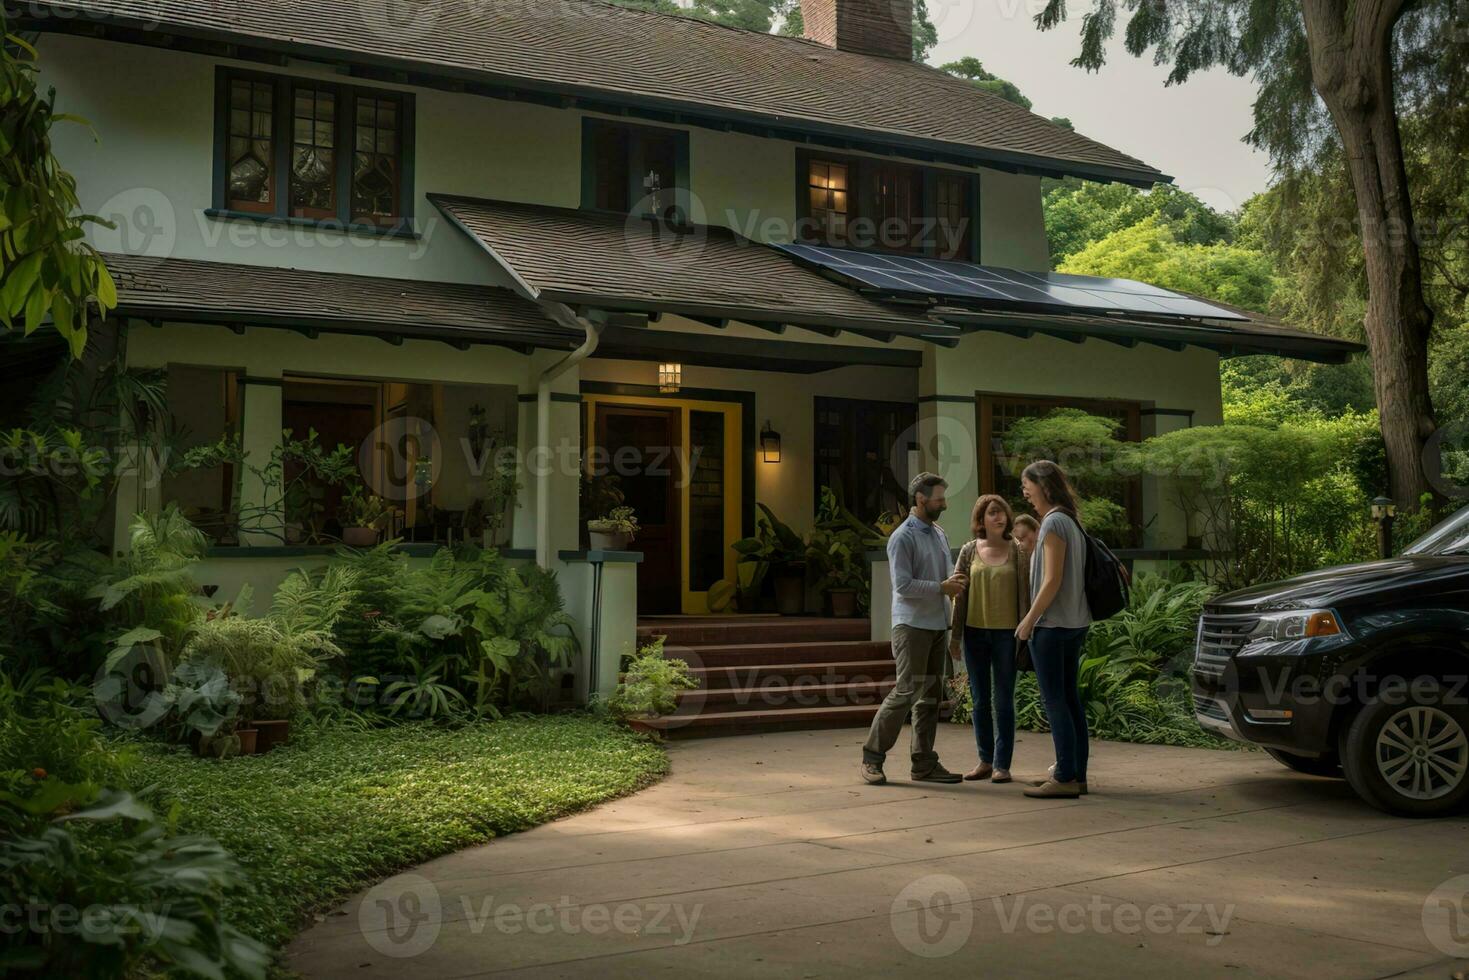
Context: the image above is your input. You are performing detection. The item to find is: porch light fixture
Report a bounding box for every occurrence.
[658,362,682,393]
[760,420,781,463]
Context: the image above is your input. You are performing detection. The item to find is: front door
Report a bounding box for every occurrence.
[595,404,681,614]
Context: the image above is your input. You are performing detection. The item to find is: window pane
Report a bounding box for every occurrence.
[290,86,336,215]
[350,96,403,223]
[228,78,274,208]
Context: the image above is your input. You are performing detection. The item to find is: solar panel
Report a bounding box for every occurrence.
[773,243,1250,322]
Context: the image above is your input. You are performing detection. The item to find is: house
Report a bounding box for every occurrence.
[22,0,1360,715]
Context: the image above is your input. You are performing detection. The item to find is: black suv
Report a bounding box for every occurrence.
[1192,505,1469,816]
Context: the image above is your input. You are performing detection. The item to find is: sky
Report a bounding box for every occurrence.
[925,0,1276,213]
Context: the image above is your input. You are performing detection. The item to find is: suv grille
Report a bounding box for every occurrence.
[1193,692,1231,723]
[1194,614,1257,680]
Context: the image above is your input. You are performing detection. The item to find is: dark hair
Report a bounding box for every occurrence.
[1020,459,1083,526]
[971,494,1014,540]
[908,472,947,507]
[1013,513,1040,534]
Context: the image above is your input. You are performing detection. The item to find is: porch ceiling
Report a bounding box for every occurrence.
[429,195,959,344]
[101,253,579,352]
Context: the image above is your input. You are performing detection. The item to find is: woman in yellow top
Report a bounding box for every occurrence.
[948,494,1031,782]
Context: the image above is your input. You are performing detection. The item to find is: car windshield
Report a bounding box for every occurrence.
[1402,505,1469,556]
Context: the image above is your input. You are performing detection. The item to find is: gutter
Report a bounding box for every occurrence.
[533,302,603,568]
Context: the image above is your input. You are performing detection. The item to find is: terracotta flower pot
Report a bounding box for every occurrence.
[253,719,290,753]
[342,526,379,547]
[773,566,806,616]
[235,728,258,755]
[828,588,858,618]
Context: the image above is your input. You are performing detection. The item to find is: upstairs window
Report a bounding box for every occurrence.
[214,69,414,231]
[582,119,688,221]
[796,151,978,261]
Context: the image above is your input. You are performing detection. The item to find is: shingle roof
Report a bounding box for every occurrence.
[103,253,578,350]
[430,195,958,339]
[25,0,1166,185]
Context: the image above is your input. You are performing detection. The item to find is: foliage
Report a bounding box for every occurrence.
[1042,179,1236,267]
[806,486,884,609]
[939,57,1033,109]
[130,715,667,950]
[731,501,807,606]
[1059,216,1278,312]
[332,544,580,718]
[1000,408,1133,545]
[179,610,343,724]
[587,504,639,535]
[176,430,356,543]
[338,481,397,531]
[0,12,118,357]
[0,790,270,979]
[92,505,207,677]
[0,427,109,539]
[601,637,698,720]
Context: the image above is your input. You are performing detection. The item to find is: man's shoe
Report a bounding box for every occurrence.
[912,764,963,784]
[861,763,887,785]
[1023,779,1082,799]
[991,769,1012,783]
[963,763,993,781]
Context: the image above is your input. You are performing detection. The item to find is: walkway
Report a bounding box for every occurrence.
[288,725,1469,978]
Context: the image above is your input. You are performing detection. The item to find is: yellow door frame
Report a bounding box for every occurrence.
[583,393,742,614]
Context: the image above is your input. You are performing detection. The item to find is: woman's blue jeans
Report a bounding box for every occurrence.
[1030,625,1090,783]
[962,626,1017,770]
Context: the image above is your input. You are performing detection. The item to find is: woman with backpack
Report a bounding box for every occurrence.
[1016,459,1093,800]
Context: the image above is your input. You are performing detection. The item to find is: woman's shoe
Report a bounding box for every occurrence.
[1023,779,1081,799]
[964,763,994,781]
[991,769,1012,783]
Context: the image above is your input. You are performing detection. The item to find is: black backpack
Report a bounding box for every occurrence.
[1082,530,1131,621]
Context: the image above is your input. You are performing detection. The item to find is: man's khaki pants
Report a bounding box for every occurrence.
[862,623,949,773]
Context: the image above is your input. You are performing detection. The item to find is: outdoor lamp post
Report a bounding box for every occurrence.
[1371,495,1396,559]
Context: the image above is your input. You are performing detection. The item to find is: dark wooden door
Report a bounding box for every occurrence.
[595,404,681,614]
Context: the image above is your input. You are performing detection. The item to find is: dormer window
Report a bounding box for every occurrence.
[213,68,414,232]
[582,119,688,220]
[796,150,977,260]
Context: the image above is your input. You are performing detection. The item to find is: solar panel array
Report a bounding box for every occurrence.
[773,243,1250,322]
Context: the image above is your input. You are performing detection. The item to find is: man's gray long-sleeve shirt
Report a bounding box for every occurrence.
[887,513,953,631]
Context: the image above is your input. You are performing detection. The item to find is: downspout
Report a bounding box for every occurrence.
[534,302,602,568]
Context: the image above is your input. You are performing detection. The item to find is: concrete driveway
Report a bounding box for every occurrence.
[288,725,1469,979]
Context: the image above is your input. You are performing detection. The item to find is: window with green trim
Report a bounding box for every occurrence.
[214,68,414,230]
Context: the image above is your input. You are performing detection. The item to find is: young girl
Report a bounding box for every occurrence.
[1016,460,1093,800]
[948,494,1030,783]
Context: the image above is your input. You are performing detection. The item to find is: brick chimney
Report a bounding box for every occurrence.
[800,0,912,60]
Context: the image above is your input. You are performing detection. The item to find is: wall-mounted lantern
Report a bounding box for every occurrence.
[657,362,682,393]
[760,420,781,463]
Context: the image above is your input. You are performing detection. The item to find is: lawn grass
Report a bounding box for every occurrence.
[130,714,668,952]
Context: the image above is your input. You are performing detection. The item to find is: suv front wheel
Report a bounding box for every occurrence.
[1340,690,1469,817]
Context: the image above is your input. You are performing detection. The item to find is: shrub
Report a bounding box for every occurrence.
[600,637,697,721]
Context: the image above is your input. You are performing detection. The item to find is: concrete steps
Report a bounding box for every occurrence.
[635,615,892,738]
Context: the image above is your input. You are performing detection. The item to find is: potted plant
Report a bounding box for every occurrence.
[732,503,807,615]
[587,505,639,550]
[340,484,396,547]
[806,526,866,617]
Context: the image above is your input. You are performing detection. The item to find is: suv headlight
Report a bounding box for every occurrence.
[1247,608,1346,643]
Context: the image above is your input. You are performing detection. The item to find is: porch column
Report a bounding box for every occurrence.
[916,345,980,548]
[1141,407,1195,549]
[238,373,284,546]
[512,351,582,557]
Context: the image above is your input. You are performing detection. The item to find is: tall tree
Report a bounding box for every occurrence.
[0,13,116,357]
[1034,0,1458,507]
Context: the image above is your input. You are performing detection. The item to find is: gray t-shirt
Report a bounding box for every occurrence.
[1029,510,1092,629]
